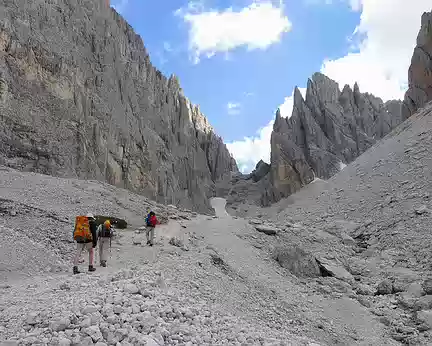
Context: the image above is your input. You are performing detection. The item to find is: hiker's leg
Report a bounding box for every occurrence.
[87,243,96,272]
[100,239,108,264]
[145,227,150,242]
[87,243,94,266]
[73,243,84,266]
[150,227,155,245]
[99,238,104,264]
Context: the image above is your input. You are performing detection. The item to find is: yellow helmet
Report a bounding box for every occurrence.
[104,220,111,228]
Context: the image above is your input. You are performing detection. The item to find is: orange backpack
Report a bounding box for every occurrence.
[73,216,93,242]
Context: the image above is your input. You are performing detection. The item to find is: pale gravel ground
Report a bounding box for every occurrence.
[229,103,432,345]
[0,168,320,345]
[0,167,393,345]
[3,104,432,345]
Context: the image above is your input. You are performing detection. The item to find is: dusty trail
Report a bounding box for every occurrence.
[0,173,400,345]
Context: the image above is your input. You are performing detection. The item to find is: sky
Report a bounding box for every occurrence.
[111,0,431,173]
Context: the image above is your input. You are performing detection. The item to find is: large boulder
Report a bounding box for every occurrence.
[250,160,270,182]
[274,245,321,278]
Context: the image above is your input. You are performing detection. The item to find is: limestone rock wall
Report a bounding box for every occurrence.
[402,11,432,120]
[0,0,237,213]
[269,73,402,202]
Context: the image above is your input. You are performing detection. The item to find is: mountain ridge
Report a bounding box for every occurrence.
[221,72,404,208]
[0,0,237,213]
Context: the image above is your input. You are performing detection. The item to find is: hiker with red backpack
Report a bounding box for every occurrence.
[145,211,160,246]
[72,213,98,274]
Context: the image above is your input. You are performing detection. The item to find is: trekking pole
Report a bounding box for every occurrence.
[110,226,113,259]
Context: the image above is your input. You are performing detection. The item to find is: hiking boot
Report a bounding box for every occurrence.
[88,265,96,272]
[146,240,151,245]
[73,266,80,275]
[149,243,153,247]
[100,261,107,267]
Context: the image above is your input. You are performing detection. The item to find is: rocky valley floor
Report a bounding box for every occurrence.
[3,104,432,345]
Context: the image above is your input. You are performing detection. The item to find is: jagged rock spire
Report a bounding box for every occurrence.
[402,11,432,120]
[267,72,403,204]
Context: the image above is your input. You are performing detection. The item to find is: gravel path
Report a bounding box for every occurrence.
[4,102,432,345]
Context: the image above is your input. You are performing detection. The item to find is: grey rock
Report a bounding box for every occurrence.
[249,160,271,182]
[249,219,263,225]
[376,279,394,295]
[49,317,70,332]
[0,0,237,214]
[82,305,98,315]
[84,325,103,342]
[422,278,432,295]
[274,245,321,277]
[397,292,418,310]
[80,317,92,328]
[316,258,353,282]
[80,336,94,346]
[341,232,356,246]
[124,283,139,294]
[402,12,432,120]
[415,205,429,215]
[113,305,123,315]
[417,310,432,329]
[58,338,71,346]
[354,283,375,296]
[141,336,159,346]
[414,295,432,311]
[169,236,184,247]
[59,282,71,291]
[132,238,142,245]
[25,312,38,325]
[255,224,280,236]
[407,282,425,297]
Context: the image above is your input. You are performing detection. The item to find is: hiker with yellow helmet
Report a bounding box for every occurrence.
[97,219,113,267]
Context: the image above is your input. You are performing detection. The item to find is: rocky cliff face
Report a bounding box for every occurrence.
[223,73,404,208]
[270,73,402,200]
[0,0,237,213]
[402,11,432,120]
[269,73,403,202]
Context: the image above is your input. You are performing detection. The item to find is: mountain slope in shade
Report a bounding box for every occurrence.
[0,0,237,213]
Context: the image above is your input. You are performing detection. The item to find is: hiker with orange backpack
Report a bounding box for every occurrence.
[97,219,112,267]
[72,213,98,274]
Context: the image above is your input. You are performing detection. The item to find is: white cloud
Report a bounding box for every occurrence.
[321,0,431,101]
[227,102,241,115]
[229,0,430,173]
[176,1,292,63]
[226,120,274,173]
[227,87,305,173]
[278,87,306,118]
